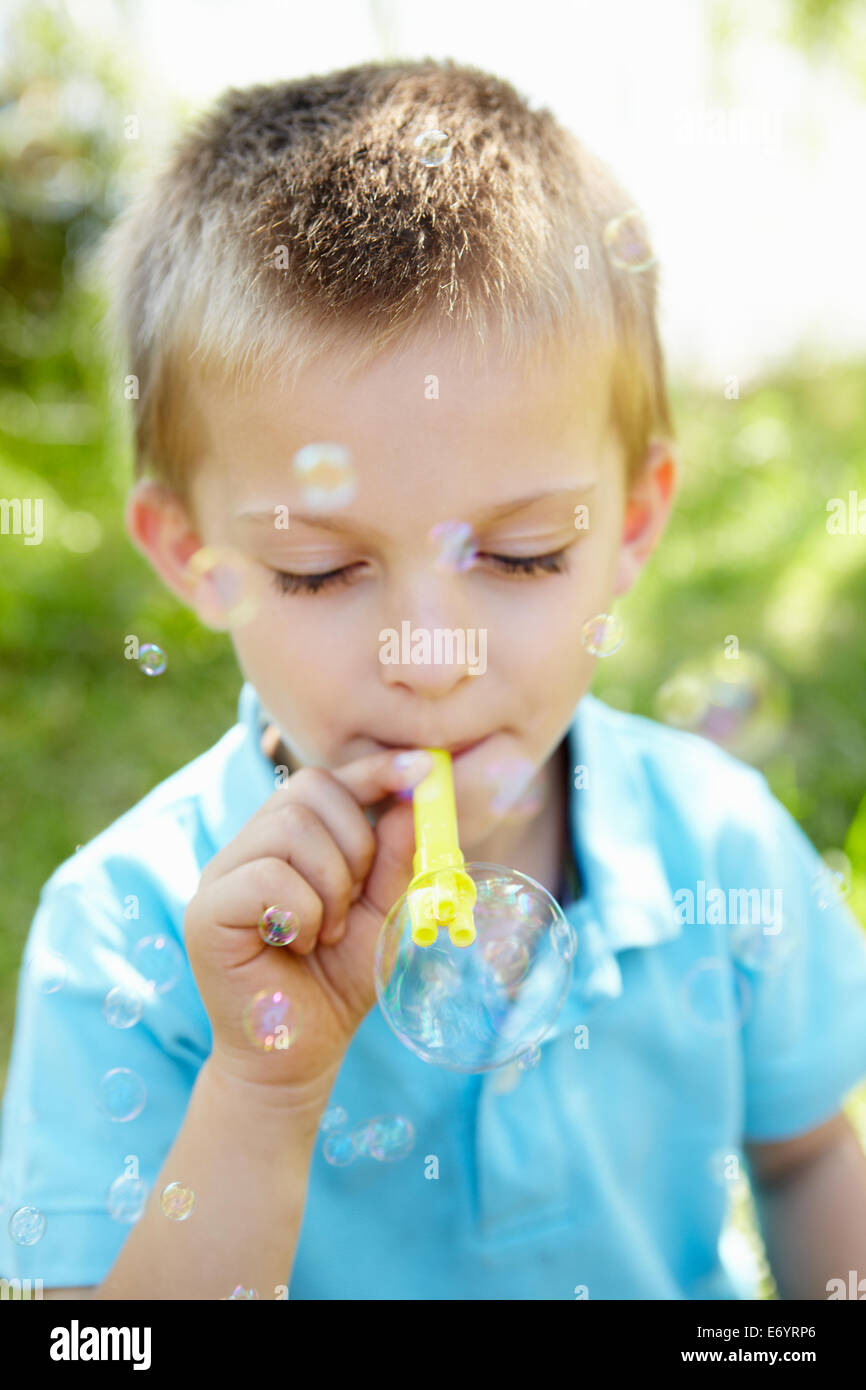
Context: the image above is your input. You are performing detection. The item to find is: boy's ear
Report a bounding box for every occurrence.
[612,440,679,597]
[124,480,207,612]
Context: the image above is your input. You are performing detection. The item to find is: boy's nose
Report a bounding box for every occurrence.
[377,576,485,695]
[380,648,481,698]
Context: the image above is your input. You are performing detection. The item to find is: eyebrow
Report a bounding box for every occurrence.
[236,484,596,532]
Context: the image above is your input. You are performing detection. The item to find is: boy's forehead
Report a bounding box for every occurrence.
[188,334,616,501]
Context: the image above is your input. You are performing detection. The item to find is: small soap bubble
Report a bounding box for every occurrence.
[130,934,184,994]
[184,545,263,628]
[811,850,852,909]
[323,1130,359,1167]
[160,1182,195,1221]
[258,906,299,947]
[653,650,787,763]
[107,1174,148,1223]
[320,1106,348,1133]
[291,442,356,513]
[102,984,145,1029]
[517,1043,542,1071]
[581,612,624,657]
[242,989,298,1051]
[365,1114,415,1162]
[654,673,709,727]
[482,757,543,819]
[349,1120,373,1157]
[414,129,453,166]
[602,209,656,272]
[8,1205,46,1246]
[99,1067,147,1122]
[428,520,477,572]
[27,948,68,994]
[227,1285,260,1299]
[682,958,751,1035]
[729,918,799,974]
[138,643,167,676]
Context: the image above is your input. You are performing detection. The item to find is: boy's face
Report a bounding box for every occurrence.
[131,334,676,849]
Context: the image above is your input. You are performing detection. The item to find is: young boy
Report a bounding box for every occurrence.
[2,58,866,1301]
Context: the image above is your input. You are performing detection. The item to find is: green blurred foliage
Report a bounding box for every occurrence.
[711,0,866,93]
[1,0,864,1299]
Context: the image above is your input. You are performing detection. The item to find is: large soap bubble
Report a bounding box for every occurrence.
[374,863,575,1072]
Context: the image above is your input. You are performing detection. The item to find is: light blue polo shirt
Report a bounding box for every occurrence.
[2,683,866,1299]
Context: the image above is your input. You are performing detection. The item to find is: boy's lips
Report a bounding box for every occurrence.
[372,735,491,761]
[447,737,489,759]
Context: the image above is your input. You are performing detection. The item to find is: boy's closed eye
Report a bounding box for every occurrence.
[269,545,575,595]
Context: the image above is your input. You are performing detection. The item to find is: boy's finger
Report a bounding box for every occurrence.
[199,749,432,898]
[328,748,433,806]
[187,857,324,961]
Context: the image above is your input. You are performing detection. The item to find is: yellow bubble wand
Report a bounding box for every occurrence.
[407,749,477,948]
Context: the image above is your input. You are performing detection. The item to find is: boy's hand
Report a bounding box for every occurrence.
[184,750,432,1093]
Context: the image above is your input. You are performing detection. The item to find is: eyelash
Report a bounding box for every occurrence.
[270,549,570,595]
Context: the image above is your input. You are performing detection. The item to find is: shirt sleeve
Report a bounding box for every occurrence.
[729,777,866,1141]
[0,867,211,1288]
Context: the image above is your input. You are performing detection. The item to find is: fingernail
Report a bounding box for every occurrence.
[393,750,433,785]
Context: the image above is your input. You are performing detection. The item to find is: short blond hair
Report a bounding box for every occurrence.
[97,58,673,498]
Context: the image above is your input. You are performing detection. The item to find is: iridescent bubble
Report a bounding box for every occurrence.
[323,1130,359,1167]
[160,1182,195,1221]
[98,1067,147,1122]
[227,1285,260,1299]
[375,864,574,1072]
[8,1205,46,1246]
[102,984,145,1029]
[654,673,709,728]
[138,643,167,677]
[581,611,624,657]
[349,1120,373,1157]
[27,948,67,994]
[483,938,530,987]
[682,958,751,1035]
[551,918,577,961]
[653,650,788,763]
[242,989,298,1052]
[107,1174,148,1223]
[428,520,478,573]
[811,850,852,909]
[517,1043,542,1071]
[729,916,800,973]
[184,545,263,629]
[291,442,356,513]
[257,906,299,947]
[414,129,453,166]
[482,757,543,819]
[364,1114,415,1163]
[130,934,184,994]
[320,1106,348,1133]
[602,209,656,272]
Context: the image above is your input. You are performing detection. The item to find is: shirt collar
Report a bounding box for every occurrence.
[568,691,680,952]
[202,683,680,991]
